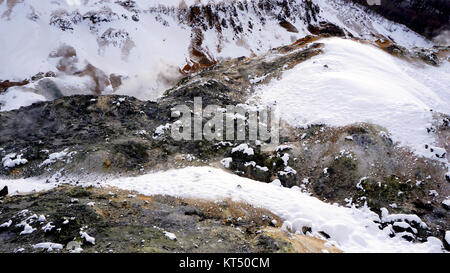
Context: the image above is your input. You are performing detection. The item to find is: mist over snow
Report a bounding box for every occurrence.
[0,0,433,106]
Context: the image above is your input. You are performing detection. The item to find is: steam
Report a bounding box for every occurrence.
[116,60,183,101]
[432,30,450,46]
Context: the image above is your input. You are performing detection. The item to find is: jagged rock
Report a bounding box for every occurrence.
[307,22,345,37]
[0,186,7,197]
[0,80,30,93]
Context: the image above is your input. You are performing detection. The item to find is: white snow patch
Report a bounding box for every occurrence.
[0,89,46,112]
[20,223,36,235]
[443,199,450,207]
[270,179,282,187]
[429,190,439,197]
[0,177,58,195]
[281,154,290,166]
[39,149,75,167]
[231,144,254,156]
[220,157,232,168]
[380,208,428,229]
[38,215,46,222]
[164,231,177,241]
[33,242,63,251]
[254,38,450,157]
[80,231,95,245]
[42,222,55,233]
[153,123,171,139]
[0,220,12,228]
[2,153,28,168]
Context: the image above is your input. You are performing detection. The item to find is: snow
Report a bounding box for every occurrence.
[316,0,431,48]
[256,165,269,172]
[104,166,444,252]
[380,208,428,229]
[429,190,439,197]
[276,145,292,152]
[19,223,36,235]
[39,149,75,167]
[443,199,450,207]
[270,179,282,187]
[279,166,297,176]
[0,220,12,228]
[42,222,55,233]
[153,123,171,139]
[281,154,290,166]
[0,177,58,195]
[220,157,232,168]
[244,161,255,167]
[393,222,417,234]
[244,161,269,172]
[254,37,450,157]
[0,1,446,254]
[67,241,83,253]
[164,231,177,241]
[445,231,450,246]
[0,89,46,112]
[0,0,192,101]
[0,0,433,108]
[0,164,446,252]
[231,144,254,156]
[38,215,46,222]
[80,231,96,244]
[33,242,63,251]
[2,153,28,168]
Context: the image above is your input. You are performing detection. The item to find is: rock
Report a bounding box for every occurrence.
[442,200,450,210]
[444,231,450,251]
[307,22,345,37]
[392,222,416,234]
[0,79,30,93]
[401,233,415,242]
[279,20,298,33]
[0,186,7,197]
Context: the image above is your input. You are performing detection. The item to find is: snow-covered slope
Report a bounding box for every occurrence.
[2,166,444,252]
[254,37,450,157]
[0,0,433,105]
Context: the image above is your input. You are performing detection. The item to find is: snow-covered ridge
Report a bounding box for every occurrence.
[0,0,432,106]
